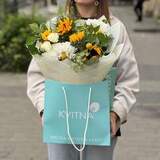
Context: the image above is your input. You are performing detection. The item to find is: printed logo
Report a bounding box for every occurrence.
[58,110,94,120]
[90,102,100,113]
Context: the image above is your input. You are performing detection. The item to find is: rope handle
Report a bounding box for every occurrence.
[62,87,92,152]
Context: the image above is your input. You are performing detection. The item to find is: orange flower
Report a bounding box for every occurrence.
[92,45,102,55]
[69,31,85,43]
[41,30,51,40]
[57,17,73,35]
[86,43,102,56]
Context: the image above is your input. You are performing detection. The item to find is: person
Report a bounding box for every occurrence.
[27,0,140,159]
[133,0,145,22]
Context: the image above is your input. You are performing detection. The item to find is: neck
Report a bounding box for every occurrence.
[75,3,98,18]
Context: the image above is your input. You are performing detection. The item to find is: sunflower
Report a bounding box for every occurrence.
[86,43,93,49]
[92,45,102,56]
[57,17,73,35]
[69,31,85,43]
[86,43,102,56]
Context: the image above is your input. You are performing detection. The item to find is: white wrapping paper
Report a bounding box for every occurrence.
[33,22,124,84]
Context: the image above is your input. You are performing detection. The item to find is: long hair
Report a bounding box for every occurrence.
[65,0,111,23]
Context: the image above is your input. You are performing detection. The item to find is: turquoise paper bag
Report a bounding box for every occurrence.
[43,68,117,149]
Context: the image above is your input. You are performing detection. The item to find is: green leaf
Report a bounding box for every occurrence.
[97,33,109,46]
[87,34,95,42]
[94,26,100,32]
[26,43,38,55]
[95,37,99,44]
[0,31,3,40]
[29,23,39,33]
[40,23,47,32]
[103,50,110,56]
[26,36,37,46]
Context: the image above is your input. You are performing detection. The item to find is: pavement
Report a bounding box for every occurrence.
[0,5,160,160]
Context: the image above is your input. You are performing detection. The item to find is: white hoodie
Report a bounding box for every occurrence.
[27,15,140,124]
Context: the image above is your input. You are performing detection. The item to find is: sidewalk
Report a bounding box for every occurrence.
[111,6,160,160]
[110,6,160,32]
[0,5,160,160]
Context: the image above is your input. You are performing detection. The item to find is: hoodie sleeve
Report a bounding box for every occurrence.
[27,58,45,115]
[111,20,140,124]
[26,19,140,121]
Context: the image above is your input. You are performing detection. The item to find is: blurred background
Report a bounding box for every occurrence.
[0,0,160,160]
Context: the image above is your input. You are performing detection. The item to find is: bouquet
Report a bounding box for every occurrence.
[26,15,124,148]
[26,15,124,84]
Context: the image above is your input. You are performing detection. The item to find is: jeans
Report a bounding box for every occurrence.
[47,137,117,160]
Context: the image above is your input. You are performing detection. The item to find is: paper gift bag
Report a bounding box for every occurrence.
[43,68,117,149]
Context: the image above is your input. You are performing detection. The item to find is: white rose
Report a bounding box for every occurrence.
[46,17,58,30]
[86,19,99,27]
[40,41,52,52]
[52,42,76,59]
[35,41,42,50]
[99,23,110,35]
[48,33,59,43]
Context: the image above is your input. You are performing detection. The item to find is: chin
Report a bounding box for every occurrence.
[75,0,95,5]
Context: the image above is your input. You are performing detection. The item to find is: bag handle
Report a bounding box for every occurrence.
[62,87,92,152]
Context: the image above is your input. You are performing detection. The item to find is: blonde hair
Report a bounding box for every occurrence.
[65,0,111,24]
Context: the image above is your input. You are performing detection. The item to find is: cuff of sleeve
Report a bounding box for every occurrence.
[111,100,128,124]
[36,100,44,115]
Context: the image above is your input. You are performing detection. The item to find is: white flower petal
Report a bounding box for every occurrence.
[52,42,76,59]
[40,41,52,52]
[98,15,107,21]
[46,17,58,30]
[48,33,59,43]
[35,41,42,50]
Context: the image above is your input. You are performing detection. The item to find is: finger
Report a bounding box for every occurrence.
[111,118,116,137]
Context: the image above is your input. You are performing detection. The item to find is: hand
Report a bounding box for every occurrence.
[110,111,120,137]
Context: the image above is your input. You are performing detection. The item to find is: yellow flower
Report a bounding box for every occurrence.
[69,31,85,43]
[58,52,68,61]
[41,30,51,41]
[86,43,102,55]
[92,45,102,55]
[86,43,93,49]
[57,17,73,35]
